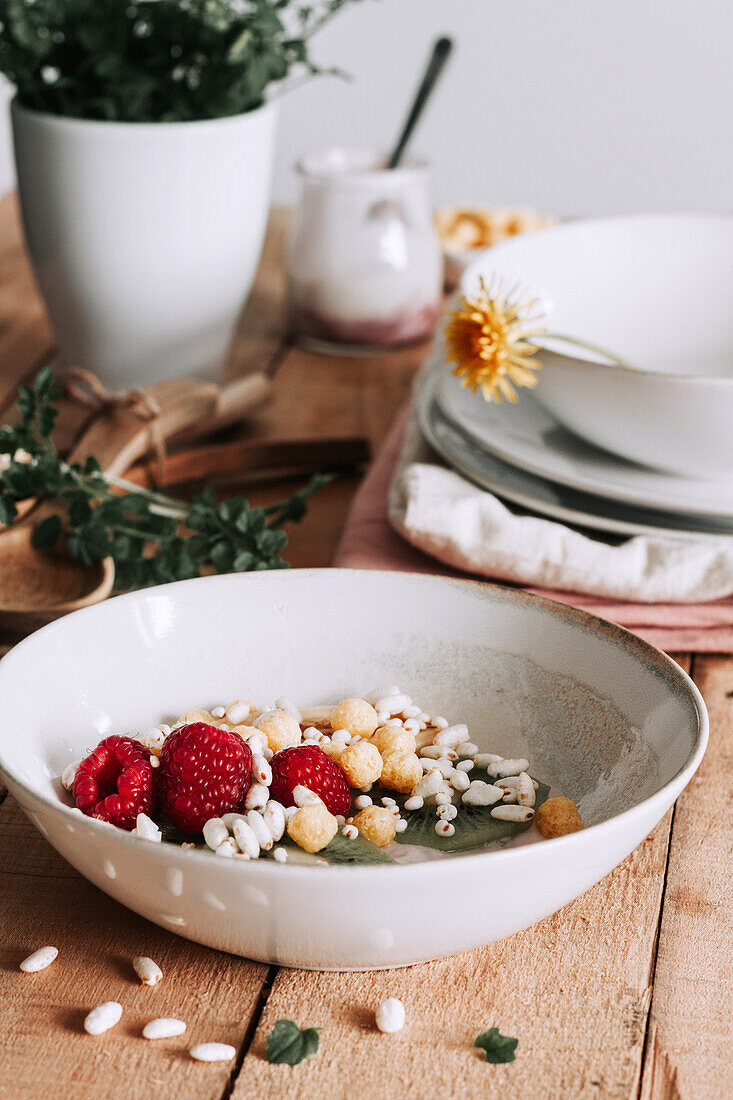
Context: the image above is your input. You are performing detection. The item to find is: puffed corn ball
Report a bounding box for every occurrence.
[330,698,379,738]
[257,712,302,753]
[339,741,383,789]
[287,804,338,853]
[321,741,345,761]
[380,750,423,794]
[353,805,397,848]
[535,796,584,839]
[370,725,416,756]
[178,709,215,726]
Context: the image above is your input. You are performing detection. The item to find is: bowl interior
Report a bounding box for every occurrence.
[0,571,702,844]
[461,214,733,379]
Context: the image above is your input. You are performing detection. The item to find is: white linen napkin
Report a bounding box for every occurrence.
[388,383,733,603]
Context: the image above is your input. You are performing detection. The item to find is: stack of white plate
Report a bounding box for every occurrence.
[418,215,733,543]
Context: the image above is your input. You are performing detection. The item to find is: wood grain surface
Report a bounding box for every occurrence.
[0,197,729,1099]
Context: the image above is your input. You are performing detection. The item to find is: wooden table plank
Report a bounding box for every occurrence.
[639,655,733,1100]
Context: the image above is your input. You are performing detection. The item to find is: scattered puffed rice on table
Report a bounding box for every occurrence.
[215,838,238,858]
[19,946,58,973]
[456,741,479,756]
[143,1017,186,1040]
[133,956,163,986]
[404,795,424,811]
[252,754,272,786]
[455,759,474,773]
[273,847,288,863]
[190,1043,236,1062]
[211,706,226,719]
[435,820,455,837]
[437,803,458,821]
[395,818,408,833]
[354,794,373,810]
[342,823,359,839]
[84,1002,123,1035]
[375,997,406,1033]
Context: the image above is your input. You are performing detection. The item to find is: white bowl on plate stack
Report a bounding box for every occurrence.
[420,214,733,540]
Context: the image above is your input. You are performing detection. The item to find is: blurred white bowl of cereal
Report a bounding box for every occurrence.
[435,204,557,288]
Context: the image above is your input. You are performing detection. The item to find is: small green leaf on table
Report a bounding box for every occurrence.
[266,1019,321,1065]
[474,1027,519,1064]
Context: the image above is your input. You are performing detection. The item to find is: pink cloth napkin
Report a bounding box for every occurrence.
[334,407,733,653]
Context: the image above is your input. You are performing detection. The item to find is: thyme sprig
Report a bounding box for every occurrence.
[0,368,329,589]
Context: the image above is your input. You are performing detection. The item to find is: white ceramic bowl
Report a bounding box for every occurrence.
[461,215,733,477]
[0,570,706,970]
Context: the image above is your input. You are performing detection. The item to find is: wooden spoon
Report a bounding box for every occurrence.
[0,372,271,636]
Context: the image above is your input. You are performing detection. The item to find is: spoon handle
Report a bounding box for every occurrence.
[387,36,453,170]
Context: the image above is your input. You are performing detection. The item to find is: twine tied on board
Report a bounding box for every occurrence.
[63,368,166,477]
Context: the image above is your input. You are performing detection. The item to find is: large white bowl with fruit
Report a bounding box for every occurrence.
[0,570,706,970]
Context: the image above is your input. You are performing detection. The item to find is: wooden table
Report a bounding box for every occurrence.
[0,196,730,1100]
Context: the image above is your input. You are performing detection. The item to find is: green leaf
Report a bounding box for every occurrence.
[266,1019,321,1066]
[31,513,63,550]
[474,1027,518,1064]
[395,780,550,854]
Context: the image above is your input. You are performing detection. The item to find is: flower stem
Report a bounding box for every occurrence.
[531,333,638,371]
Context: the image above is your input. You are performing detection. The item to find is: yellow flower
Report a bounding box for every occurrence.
[444,278,545,403]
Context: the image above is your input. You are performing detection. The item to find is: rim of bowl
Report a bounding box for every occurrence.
[296,146,429,188]
[11,96,277,133]
[0,569,709,879]
[461,211,733,385]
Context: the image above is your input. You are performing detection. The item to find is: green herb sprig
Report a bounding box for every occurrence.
[0,0,366,123]
[0,368,329,589]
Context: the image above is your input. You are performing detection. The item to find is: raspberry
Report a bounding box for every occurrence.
[269,745,350,816]
[74,735,155,831]
[157,723,252,834]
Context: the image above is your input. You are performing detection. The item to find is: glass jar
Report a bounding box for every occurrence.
[287,147,443,353]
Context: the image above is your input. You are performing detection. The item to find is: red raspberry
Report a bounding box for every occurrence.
[269,745,351,816]
[74,735,155,831]
[157,722,252,834]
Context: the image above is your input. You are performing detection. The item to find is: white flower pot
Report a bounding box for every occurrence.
[11,100,278,387]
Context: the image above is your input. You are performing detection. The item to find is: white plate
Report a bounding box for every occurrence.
[437,370,733,518]
[418,370,733,542]
[0,570,706,970]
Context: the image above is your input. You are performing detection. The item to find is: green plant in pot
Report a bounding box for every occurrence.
[0,0,366,387]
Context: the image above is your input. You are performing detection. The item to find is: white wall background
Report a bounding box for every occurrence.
[0,0,731,216]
